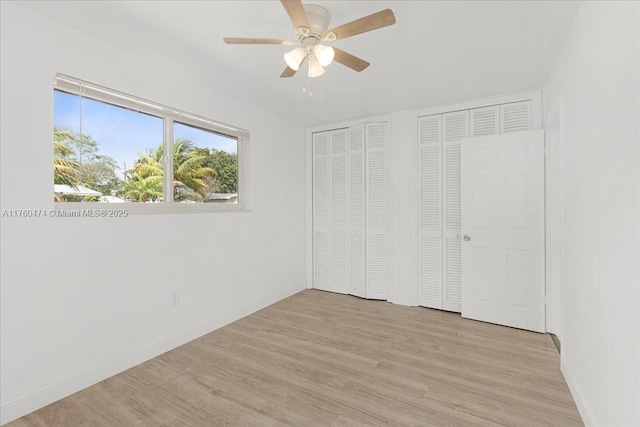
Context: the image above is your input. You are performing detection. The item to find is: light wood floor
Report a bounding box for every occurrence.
[9,290,583,426]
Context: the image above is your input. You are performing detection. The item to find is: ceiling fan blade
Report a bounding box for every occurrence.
[326,9,396,40]
[333,48,370,72]
[280,0,310,32]
[280,66,297,78]
[223,37,291,45]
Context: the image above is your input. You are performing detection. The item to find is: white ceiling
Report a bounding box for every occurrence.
[17,1,579,126]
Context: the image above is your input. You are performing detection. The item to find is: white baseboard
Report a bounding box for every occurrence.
[561,357,596,427]
[0,283,305,425]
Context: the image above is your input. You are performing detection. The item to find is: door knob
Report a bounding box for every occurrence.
[463,235,471,241]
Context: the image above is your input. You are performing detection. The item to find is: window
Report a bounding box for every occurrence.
[172,122,238,204]
[53,74,247,211]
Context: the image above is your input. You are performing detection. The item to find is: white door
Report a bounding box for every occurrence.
[442,111,469,312]
[461,130,545,332]
[348,125,366,298]
[365,122,388,300]
[312,131,330,291]
[329,129,349,294]
[418,115,443,308]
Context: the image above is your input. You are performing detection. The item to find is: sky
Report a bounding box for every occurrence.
[54,90,237,179]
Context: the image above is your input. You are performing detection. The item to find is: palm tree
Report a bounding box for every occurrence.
[54,129,82,202]
[172,139,216,201]
[53,129,81,187]
[119,175,163,202]
[126,139,216,202]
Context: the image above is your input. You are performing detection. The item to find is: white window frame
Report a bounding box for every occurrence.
[53,74,249,214]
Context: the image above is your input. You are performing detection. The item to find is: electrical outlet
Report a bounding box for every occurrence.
[171,292,180,307]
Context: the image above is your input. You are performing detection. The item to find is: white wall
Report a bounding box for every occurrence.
[543,2,640,426]
[0,3,306,424]
[389,110,420,306]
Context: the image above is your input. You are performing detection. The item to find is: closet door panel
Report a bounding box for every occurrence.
[417,100,533,313]
[365,123,388,300]
[330,129,348,294]
[348,125,366,298]
[471,106,499,137]
[442,111,468,312]
[418,115,443,309]
[500,101,532,133]
[313,132,330,291]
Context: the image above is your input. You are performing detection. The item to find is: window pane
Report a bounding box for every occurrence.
[53,91,80,201]
[172,122,238,204]
[53,90,164,203]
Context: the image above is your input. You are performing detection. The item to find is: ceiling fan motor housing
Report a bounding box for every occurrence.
[301,4,331,38]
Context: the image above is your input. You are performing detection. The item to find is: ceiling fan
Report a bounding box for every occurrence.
[223,0,396,78]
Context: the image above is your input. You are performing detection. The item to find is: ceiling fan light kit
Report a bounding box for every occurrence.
[284,41,334,76]
[284,47,306,71]
[313,44,334,66]
[224,0,396,78]
[307,54,325,77]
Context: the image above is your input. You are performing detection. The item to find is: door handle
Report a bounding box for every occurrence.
[463,235,471,241]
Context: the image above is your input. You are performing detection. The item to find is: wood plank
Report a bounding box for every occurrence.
[7,290,582,426]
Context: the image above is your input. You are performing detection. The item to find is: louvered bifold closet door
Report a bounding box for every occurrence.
[418,115,443,308]
[500,101,532,133]
[330,129,349,294]
[365,123,388,300]
[442,111,469,312]
[470,106,499,137]
[313,131,330,291]
[348,125,366,298]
